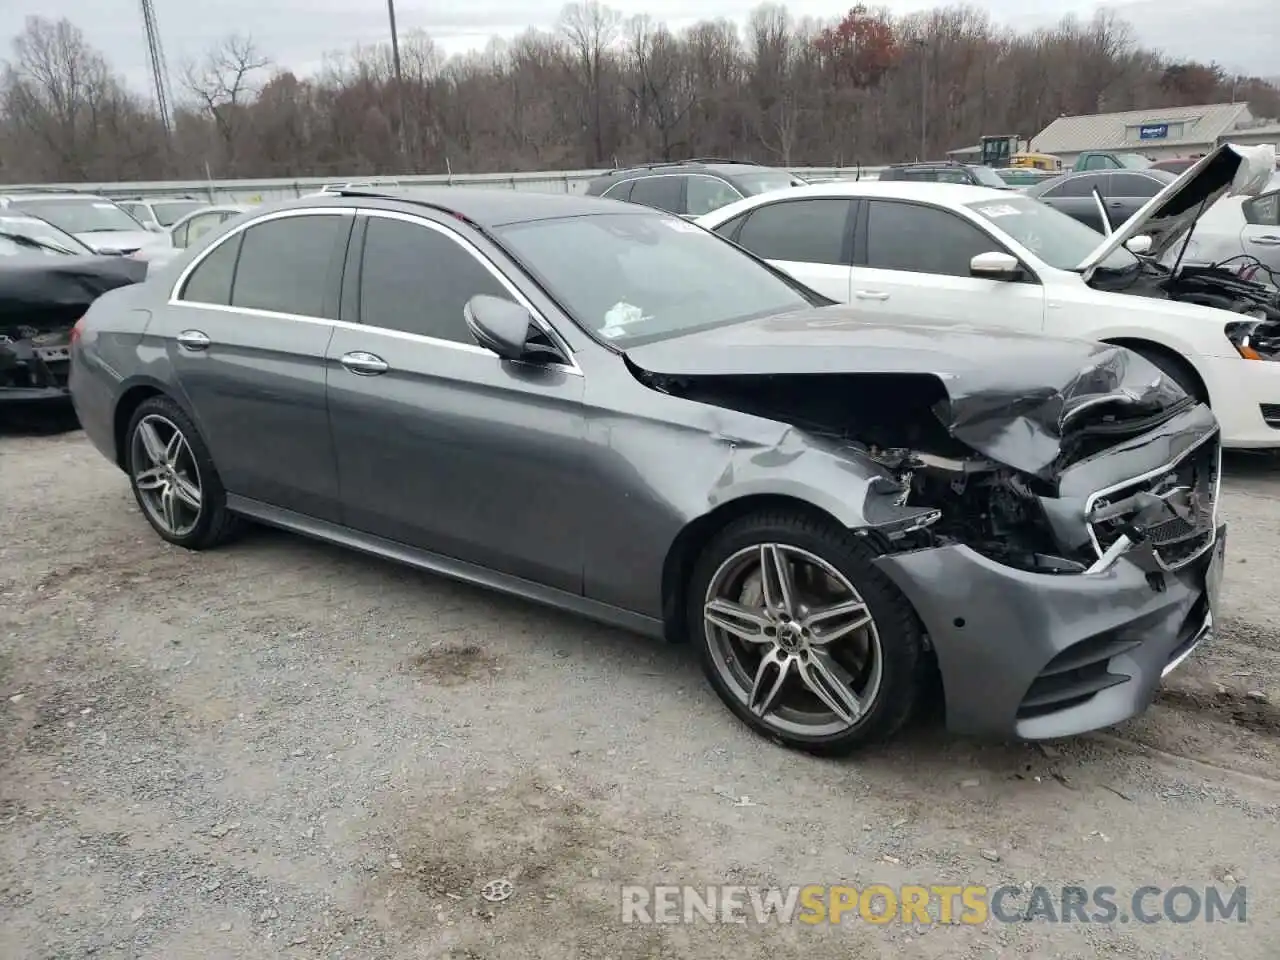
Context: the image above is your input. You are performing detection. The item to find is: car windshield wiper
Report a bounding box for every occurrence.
[0,230,76,255]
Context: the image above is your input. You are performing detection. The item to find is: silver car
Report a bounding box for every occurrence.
[69,188,1225,753]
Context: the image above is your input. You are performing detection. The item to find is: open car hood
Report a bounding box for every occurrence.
[623,305,1188,479]
[1077,142,1277,279]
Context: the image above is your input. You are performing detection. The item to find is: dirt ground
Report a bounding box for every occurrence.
[2,425,1279,959]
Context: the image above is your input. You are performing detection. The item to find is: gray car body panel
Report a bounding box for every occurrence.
[70,189,1223,741]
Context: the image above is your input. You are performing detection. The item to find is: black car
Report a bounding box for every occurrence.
[877,162,1012,189]
[1026,169,1178,233]
[1,244,146,411]
[584,159,807,218]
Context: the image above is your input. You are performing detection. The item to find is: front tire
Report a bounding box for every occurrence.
[687,510,927,755]
[125,395,242,550]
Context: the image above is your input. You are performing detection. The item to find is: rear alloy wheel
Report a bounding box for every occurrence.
[689,511,926,754]
[126,396,243,549]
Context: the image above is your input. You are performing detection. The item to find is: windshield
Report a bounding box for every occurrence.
[0,213,90,255]
[495,212,817,347]
[151,200,206,226]
[969,166,1009,188]
[966,196,1138,273]
[735,171,808,196]
[9,197,144,234]
[1117,153,1152,169]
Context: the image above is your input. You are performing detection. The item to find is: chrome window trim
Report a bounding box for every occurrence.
[601,172,745,212]
[166,204,582,376]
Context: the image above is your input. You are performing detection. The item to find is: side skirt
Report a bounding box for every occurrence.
[225,495,665,640]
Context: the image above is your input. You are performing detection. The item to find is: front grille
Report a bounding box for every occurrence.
[1085,430,1219,572]
[1261,403,1280,428]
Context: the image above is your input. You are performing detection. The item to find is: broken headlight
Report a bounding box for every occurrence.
[1224,317,1280,360]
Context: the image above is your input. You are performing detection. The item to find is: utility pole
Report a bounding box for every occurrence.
[914,38,928,161]
[139,0,173,138]
[386,0,410,168]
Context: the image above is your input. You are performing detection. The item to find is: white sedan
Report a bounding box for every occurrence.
[695,144,1280,449]
[1166,173,1280,282]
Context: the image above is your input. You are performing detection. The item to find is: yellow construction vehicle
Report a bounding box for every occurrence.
[1010,152,1062,172]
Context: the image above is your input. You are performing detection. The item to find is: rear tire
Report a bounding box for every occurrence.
[125,395,243,550]
[686,509,927,755]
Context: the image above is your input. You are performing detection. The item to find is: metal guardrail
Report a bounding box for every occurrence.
[0,166,888,204]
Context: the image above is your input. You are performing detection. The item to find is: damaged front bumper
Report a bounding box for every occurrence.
[0,334,72,406]
[873,403,1225,740]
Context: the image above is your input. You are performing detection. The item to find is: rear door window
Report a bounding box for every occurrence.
[627,176,683,214]
[179,234,243,305]
[736,199,853,264]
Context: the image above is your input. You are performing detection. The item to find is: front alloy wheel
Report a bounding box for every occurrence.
[689,511,926,754]
[131,414,203,537]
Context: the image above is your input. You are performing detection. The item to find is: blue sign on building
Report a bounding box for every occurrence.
[1139,123,1169,140]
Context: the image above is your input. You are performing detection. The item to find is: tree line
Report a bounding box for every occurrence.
[1,4,1277,185]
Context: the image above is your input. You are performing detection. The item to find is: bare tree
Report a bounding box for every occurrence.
[2,4,1278,184]
[180,34,270,175]
[625,16,696,159]
[558,1,622,165]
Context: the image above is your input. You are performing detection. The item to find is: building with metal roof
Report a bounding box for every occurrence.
[1028,102,1254,164]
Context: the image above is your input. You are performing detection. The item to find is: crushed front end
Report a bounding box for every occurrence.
[872,399,1224,740]
[1,320,74,406]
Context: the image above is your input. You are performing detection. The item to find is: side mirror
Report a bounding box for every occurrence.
[466,296,568,365]
[970,251,1023,281]
[1125,235,1153,255]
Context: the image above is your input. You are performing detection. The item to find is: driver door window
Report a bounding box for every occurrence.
[851,200,1045,333]
[356,216,513,344]
[1242,191,1280,270]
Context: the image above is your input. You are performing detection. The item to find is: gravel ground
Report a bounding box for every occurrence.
[2,426,1280,959]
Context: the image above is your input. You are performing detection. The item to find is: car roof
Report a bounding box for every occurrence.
[597,160,779,177]
[694,180,1017,226]
[0,191,110,201]
[287,186,646,227]
[714,179,1012,212]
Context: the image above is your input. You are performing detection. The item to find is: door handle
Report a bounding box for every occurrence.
[176,330,210,351]
[1249,235,1280,245]
[854,291,890,301]
[340,351,389,375]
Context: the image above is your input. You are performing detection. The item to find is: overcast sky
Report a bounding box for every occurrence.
[1,0,1275,101]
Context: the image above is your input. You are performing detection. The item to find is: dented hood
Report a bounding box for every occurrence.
[1078,141,1277,279]
[0,253,147,324]
[624,305,1188,478]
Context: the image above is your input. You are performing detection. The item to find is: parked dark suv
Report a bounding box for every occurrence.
[584,159,807,217]
[878,162,1012,189]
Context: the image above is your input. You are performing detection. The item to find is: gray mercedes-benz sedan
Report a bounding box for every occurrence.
[69,187,1225,754]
